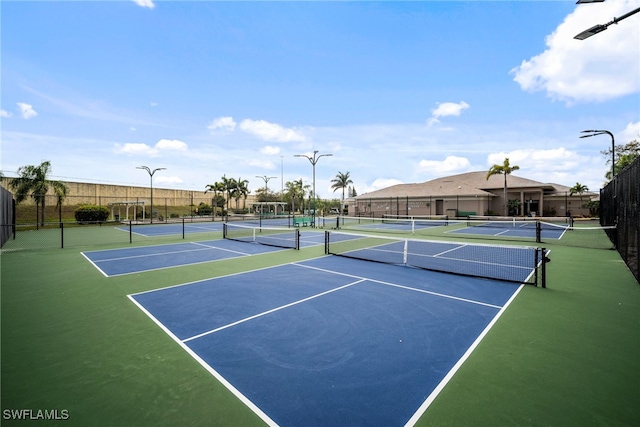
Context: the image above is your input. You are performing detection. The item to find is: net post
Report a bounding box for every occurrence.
[182,217,185,239]
[536,220,541,243]
[324,230,329,254]
[60,222,64,249]
[129,220,132,244]
[403,239,408,265]
[541,248,547,288]
[223,223,228,239]
[295,228,300,250]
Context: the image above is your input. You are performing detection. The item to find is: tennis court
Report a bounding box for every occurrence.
[3,216,638,427]
[82,229,329,276]
[81,240,281,277]
[129,255,525,426]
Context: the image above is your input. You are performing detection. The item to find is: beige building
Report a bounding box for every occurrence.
[349,171,597,218]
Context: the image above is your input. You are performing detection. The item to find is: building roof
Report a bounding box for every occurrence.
[356,171,596,199]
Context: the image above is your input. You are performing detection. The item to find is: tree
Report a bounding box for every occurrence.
[233,177,249,210]
[219,175,234,212]
[601,139,639,180]
[204,181,226,218]
[9,161,69,226]
[285,179,306,213]
[486,158,520,216]
[330,171,353,214]
[569,182,589,216]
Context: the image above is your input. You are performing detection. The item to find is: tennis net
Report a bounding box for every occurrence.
[324,230,548,287]
[337,215,449,234]
[223,223,300,250]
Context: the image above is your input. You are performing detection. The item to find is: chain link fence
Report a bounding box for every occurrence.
[600,156,639,283]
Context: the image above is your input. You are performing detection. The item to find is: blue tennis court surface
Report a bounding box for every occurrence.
[129,256,526,426]
[81,240,285,276]
[82,232,328,277]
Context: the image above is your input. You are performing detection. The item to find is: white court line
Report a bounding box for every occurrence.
[405,283,525,426]
[126,295,279,427]
[182,278,365,342]
[83,242,256,278]
[293,262,504,309]
[129,256,328,296]
[190,241,251,256]
[432,244,467,257]
[88,244,238,264]
[128,257,520,426]
[80,252,110,277]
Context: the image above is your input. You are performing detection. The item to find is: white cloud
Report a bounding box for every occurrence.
[132,0,155,9]
[621,121,640,142]
[417,156,472,174]
[361,178,404,194]
[260,146,281,155]
[427,101,470,126]
[485,148,608,190]
[208,116,237,132]
[155,139,188,151]
[114,139,188,157]
[0,109,12,118]
[239,119,307,142]
[115,142,156,156]
[247,159,275,169]
[487,148,585,172]
[17,102,38,119]
[511,0,640,103]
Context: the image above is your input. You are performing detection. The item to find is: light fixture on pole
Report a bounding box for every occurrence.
[294,150,333,226]
[580,130,615,178]
[256,175,277,215]
[137,166,166,224]
[574,5,640,40]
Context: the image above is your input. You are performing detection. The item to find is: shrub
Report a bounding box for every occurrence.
[74,204,109,223]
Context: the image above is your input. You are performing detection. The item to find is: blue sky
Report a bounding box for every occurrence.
[2,0,639,198]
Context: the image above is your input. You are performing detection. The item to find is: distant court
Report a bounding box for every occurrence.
[82,232,327,276]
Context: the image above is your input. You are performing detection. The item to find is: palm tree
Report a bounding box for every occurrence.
[204,181,226,218]
[285,179,306,213]
[219,175,234,213]
[9,160,68,226]
[486,158,520,216]
[331,171,353,215]
[234,177,249,210]
[569,182,589,216]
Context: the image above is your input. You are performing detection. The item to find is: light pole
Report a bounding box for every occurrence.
[137,166,166,223]
[294,150,332,226]
[280,155,284,195]
[574,3,640,40]
[256,175,277,215]
[580,130,615,178]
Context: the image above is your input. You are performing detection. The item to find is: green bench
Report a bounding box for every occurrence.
[293,216,313,227]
